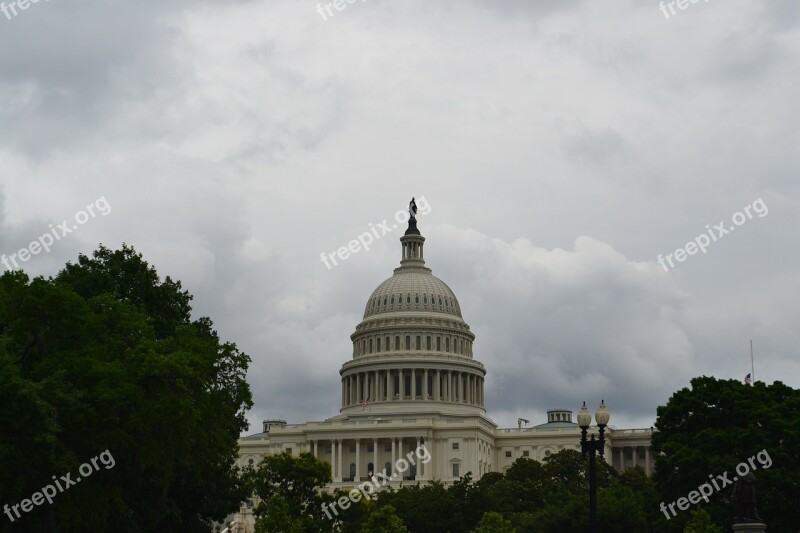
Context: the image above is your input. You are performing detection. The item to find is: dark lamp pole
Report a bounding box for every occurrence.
[578,400,610,533]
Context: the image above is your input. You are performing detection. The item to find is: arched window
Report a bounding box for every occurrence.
[395,336,400,350]
[386,337,391,350]
[424,295,428,304]
[415,294,419,304]
[383,296,387,305]
[436,337,441,351]
[377,338,382,352]
[368,463,374,475]
[407,295,411,304]
[369,339,373,353]
[391,296,394,304]
[416,336,421,350]
[426,336,431,350]
[405,336,411,350]
[384,462,392,476]
[445,338,450,352]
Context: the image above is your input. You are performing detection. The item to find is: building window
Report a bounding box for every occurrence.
[385,444,391,452]
[326,447,332,453]
[386,336,391,350]
[523,450,530,457]
[544,450,551,457]
[396,336,400,350]
[368,462,374,474]
[350,464,356,480]
[385,462,392,476]
[436,337,441,351]
[426,336,431,350]
[406,336,411,350]
[416,336,421,350]
[369,339,373,353]
[415,294,419,303]
[248,458,254,466]
[452,463,460,477]
[368,445,374,452]
[505,451,512,458]
[452,442,459,450]
[407,295,411,304]
[424,295,428,304]
[446,338,450,352]
[287,448,293,454]
[350,445,356,453]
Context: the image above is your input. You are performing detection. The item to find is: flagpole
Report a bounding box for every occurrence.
[750,339,755,384]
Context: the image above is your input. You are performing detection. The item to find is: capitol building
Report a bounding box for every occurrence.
[233,211,653,528]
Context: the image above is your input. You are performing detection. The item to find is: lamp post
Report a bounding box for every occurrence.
[577,400,610,533]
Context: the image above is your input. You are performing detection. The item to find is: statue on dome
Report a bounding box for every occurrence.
[409,197,418,221]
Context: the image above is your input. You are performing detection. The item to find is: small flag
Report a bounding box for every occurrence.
[363,389,371,410]
[744,373,752,385]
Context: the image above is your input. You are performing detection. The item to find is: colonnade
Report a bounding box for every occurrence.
[309,436,429,483]
[615,445,651,475]
[342,368,484,408]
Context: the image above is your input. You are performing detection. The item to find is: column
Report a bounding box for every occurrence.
[434,370,440,400]
[312,440,317,459]
[391,438,396,477]
[337,439,343,482]
[373,438,378,477]
[388,370,394,400]
[449,372,454,402]
[331,440,337,481]
[645,446,651,476]
[357,374,362,403]
[416,437,421,479]
[423,369,428,399]
[633,446,638,468]
[411,369,416,400]
[355,440,361,481]
[374,370,379,402]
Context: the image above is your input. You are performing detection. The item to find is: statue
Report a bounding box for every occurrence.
[733,471,762,523]
[409,197,418,221]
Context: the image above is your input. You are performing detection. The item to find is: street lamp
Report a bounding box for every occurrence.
[578,400,610,533]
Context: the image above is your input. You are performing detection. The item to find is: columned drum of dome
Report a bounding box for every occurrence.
[340,217,487,416]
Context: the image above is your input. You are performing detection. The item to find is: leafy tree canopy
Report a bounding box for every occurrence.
[0,246,252,532]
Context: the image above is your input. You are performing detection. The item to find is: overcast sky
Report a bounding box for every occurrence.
[1,0,798,432]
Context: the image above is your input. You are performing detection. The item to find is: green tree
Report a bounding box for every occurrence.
[255,494,304,533]
[652,376,800,531]
[360,505,409,533]
[250,451,332,532]
[0,246,252,532]
[472,511,517,533]
[375,480,464,532]
[683,508,722,533]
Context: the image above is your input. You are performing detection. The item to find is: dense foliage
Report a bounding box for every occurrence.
[0,245,252,532]
[652,376,800,532]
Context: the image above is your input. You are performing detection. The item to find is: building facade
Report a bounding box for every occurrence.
[232,214,653,529]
